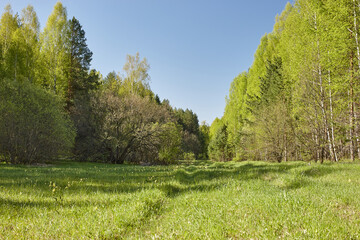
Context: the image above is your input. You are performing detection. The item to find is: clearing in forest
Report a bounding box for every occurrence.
[0,161,359,239]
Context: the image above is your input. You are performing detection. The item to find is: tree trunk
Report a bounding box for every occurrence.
[53,54,57,93]
[314,132,320,163]
[354,104,360,159]
[328,70,338,162]
[353,0,360,158]
[349,35,355,161]
[314,12,335,161]
[14,50,17,81]
[354,0,360,69]
[284,132,287,162]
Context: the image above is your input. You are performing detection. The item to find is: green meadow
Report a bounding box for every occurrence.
[1,161,360,239]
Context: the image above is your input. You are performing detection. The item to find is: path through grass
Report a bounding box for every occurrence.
[1,161,360,239]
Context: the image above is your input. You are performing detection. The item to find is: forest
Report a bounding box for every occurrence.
[0,2,209,165]
[2,1,360,165]
[210,0,360,163]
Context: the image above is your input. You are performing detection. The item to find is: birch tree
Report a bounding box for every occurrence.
[40,2,69,95]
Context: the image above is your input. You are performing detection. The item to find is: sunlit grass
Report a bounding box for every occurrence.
[0,160,360,239]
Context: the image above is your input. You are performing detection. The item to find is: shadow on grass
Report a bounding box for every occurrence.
[281,177,310,190]
[301,166,334,178]
[160,181,225,197]
[172,162,306,185]
[0,161,339,208]
[0,196,92,209]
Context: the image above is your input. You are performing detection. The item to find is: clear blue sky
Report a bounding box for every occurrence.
[2,0,292,124]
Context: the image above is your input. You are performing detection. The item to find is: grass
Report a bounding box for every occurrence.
[0,160,360,239]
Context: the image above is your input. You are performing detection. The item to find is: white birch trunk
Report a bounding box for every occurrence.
[314,12,335,161]
[328,70,338,162]
[353,0,360,158]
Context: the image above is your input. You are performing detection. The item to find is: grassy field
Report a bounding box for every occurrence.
[0,160,360,239]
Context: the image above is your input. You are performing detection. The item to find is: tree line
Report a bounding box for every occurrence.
[209,0,360,163]
[0,2,209,164]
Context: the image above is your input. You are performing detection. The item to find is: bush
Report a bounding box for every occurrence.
[93,91,174,164]
[0,79,75,164]
[158,122,182,164]
[208,123,232,161]
[183,152,196,160]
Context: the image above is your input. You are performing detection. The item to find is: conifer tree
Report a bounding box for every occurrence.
[67,16,93,107]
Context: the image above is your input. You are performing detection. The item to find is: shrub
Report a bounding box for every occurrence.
[158,122,182,164]
[0,79,75,164]
[183,152,196,160]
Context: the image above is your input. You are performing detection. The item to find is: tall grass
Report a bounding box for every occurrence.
[0,161,359,239]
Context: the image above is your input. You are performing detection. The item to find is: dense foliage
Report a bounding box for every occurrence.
[0,79,75,164]
[211,0,360,162]
[0,3,207,164]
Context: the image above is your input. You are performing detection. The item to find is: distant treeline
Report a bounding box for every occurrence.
[0,3,209,164]
[209,0,360,163]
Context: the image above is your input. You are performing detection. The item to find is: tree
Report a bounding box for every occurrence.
[40,2,68,95]
[122,52,152,97]
[174,108,202,158]
[93,91,172,164]
[208,119,232,161]
[199,121,210,159]
[19,5,40,83]
[65,17,100,161]
[71,69,101,161]
[66,16,93,108]
[0,5,19,80]
[158,122,182,163]
[223,72,248,159]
